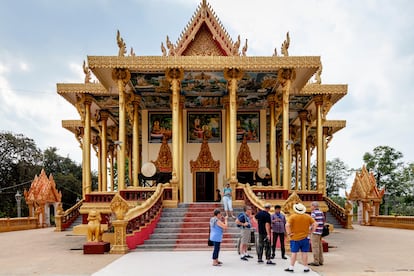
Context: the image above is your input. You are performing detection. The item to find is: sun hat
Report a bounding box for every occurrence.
[264,203,271,209]
[293,203,306,214]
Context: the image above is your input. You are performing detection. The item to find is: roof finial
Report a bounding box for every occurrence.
[116,30,127,57]
[83,60,91,84]
[281,32,290,57]
[202,0,207,7]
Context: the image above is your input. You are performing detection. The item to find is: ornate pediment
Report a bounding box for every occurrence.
[282,191,303,215]
[165,0,241,56]
[24,169,62,204]
[152,138,172,173]
[346,166,385,201]
[237,137,259,171]
[190,140,220,172]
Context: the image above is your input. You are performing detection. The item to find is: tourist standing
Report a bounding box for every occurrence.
[285,203,317,273]
[271,204,287,259]
[236,205,253,260]
[222,183,235,218]
[309,201,325,266]
[255,203,275,265]
[210,209,228,266]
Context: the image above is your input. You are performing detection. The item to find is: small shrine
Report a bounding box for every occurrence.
[24,169,62,227]
[346,166,385,225]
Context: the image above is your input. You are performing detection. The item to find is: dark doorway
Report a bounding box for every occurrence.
[195,172,215,202]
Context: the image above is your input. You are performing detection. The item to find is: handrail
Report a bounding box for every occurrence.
[238,184,266,214]
[55,199,84,231]
[324,196,351,228]
[369,215,414,230]
[0,217,38,232]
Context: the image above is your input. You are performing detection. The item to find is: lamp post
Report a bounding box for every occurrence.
[15,190,22,217]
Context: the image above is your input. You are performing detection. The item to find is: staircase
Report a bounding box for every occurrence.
[325,210,343,229]
[135,203,241,251]
[65,215,83,232]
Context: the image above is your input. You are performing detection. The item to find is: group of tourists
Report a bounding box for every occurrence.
[209,188,326,273]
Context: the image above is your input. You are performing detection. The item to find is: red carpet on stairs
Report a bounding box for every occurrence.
[174,203,238,250]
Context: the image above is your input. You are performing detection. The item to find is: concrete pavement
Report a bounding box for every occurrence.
[0,224,413,275]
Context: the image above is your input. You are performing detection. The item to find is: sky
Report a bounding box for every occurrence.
[1,0,413,186]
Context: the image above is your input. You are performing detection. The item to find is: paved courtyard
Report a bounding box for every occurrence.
[0,224,413,275]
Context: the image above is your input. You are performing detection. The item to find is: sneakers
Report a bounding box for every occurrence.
[270,254,275,259]
[308,262,320,266]
[282,256,288,259]
[245,255,253,258]
[284,268,294,272]
[257,259,264,263]
[266,260,276,265]
[240,256,248,261]
[304,268,310,273]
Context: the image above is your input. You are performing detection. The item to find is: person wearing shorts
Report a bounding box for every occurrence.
[285,203,317,273]
[236,206,253,260]
[222,183,235,218]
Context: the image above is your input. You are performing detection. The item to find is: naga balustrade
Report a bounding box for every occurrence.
[55,199,84,231]
[0,217,38,232]
[324,196,347,228]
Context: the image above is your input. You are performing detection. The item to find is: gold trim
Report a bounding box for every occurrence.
[57,83,107,94]
[301,84,348,95]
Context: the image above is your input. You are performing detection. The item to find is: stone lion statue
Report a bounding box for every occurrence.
[87,210,103,242]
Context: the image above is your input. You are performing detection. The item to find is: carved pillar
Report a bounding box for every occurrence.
[166,68,184,202]
[323,126,332,196]
[278,69,295,190]
[100,111,109,191]
[224,68,243,189]
[112,68,131,191]
[132,97,141,187]
[83,95,93,195]
[299,110,308,190]
[276,136,281,186]
[314,95,324,192]
[268,96,276,187]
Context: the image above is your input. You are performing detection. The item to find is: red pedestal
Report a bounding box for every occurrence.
[83,242,110,254]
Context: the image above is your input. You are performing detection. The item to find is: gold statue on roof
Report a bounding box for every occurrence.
[166,35,176,56]
[281,32,290,57]
[314,65,322,84]
[232,35,241,56]
[242,38,248,56]
[161,42,167,56]
[83,60,91,84]
[116,30,127,57]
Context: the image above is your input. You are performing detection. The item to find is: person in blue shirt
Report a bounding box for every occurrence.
[271,204,287,259]
[236,205,253,260]
[309,201,325,266]
[210,209,228,266]
[222,183,235,218]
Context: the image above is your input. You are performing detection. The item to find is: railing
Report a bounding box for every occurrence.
[85,193,116,203]
[120,188,156,201]
[55,199,84,231]
[370,215,414,230]
[324,196,352,228]
[0,217,38,232]
[296,191,323,202]
[236,184,265,214]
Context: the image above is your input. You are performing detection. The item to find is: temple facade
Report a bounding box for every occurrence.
[57,0,347,203]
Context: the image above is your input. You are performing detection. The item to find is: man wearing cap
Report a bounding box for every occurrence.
[284,203,318,273]
[254,203,275,265]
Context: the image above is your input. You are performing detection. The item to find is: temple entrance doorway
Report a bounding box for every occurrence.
[195,172,215,202]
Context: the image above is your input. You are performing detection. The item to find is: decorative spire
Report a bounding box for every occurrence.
[281,32,290,57]
[116,30,127,57]
[83,60,91,84]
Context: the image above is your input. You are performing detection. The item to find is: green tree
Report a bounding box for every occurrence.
[363,146,404,196]
[326,158,352,196]
[0,132,43,217]
[42,147,82,209]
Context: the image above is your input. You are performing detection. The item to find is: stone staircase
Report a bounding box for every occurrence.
[135,203,242,251]
[325,210,343,229]
[65,215,83,232]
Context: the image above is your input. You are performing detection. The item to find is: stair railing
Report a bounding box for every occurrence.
[324,196,353,229]
[55,199,84,231]
[238,184,266,214]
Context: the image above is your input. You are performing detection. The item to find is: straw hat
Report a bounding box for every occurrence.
[293,203,306,214]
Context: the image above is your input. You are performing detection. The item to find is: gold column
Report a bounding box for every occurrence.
[268,96,276,187]
[223,96,230,180]
[224,68,243,187]
[166,68,184,202]
[109,144,115,191]
[112,68,131,191]
[132,97,140,187]
[294,144,300,190]
[179,96,185,202]
[322,127,332,196]
[298,110,308,190]
[306,135,314,191]
[83,96,92,195]
[314,95,324,192]
[100,111,109,191]
[276,136,281,186]
[278,69,295,190]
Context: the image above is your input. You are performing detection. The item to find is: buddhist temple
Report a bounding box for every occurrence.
[57,0,347,204]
